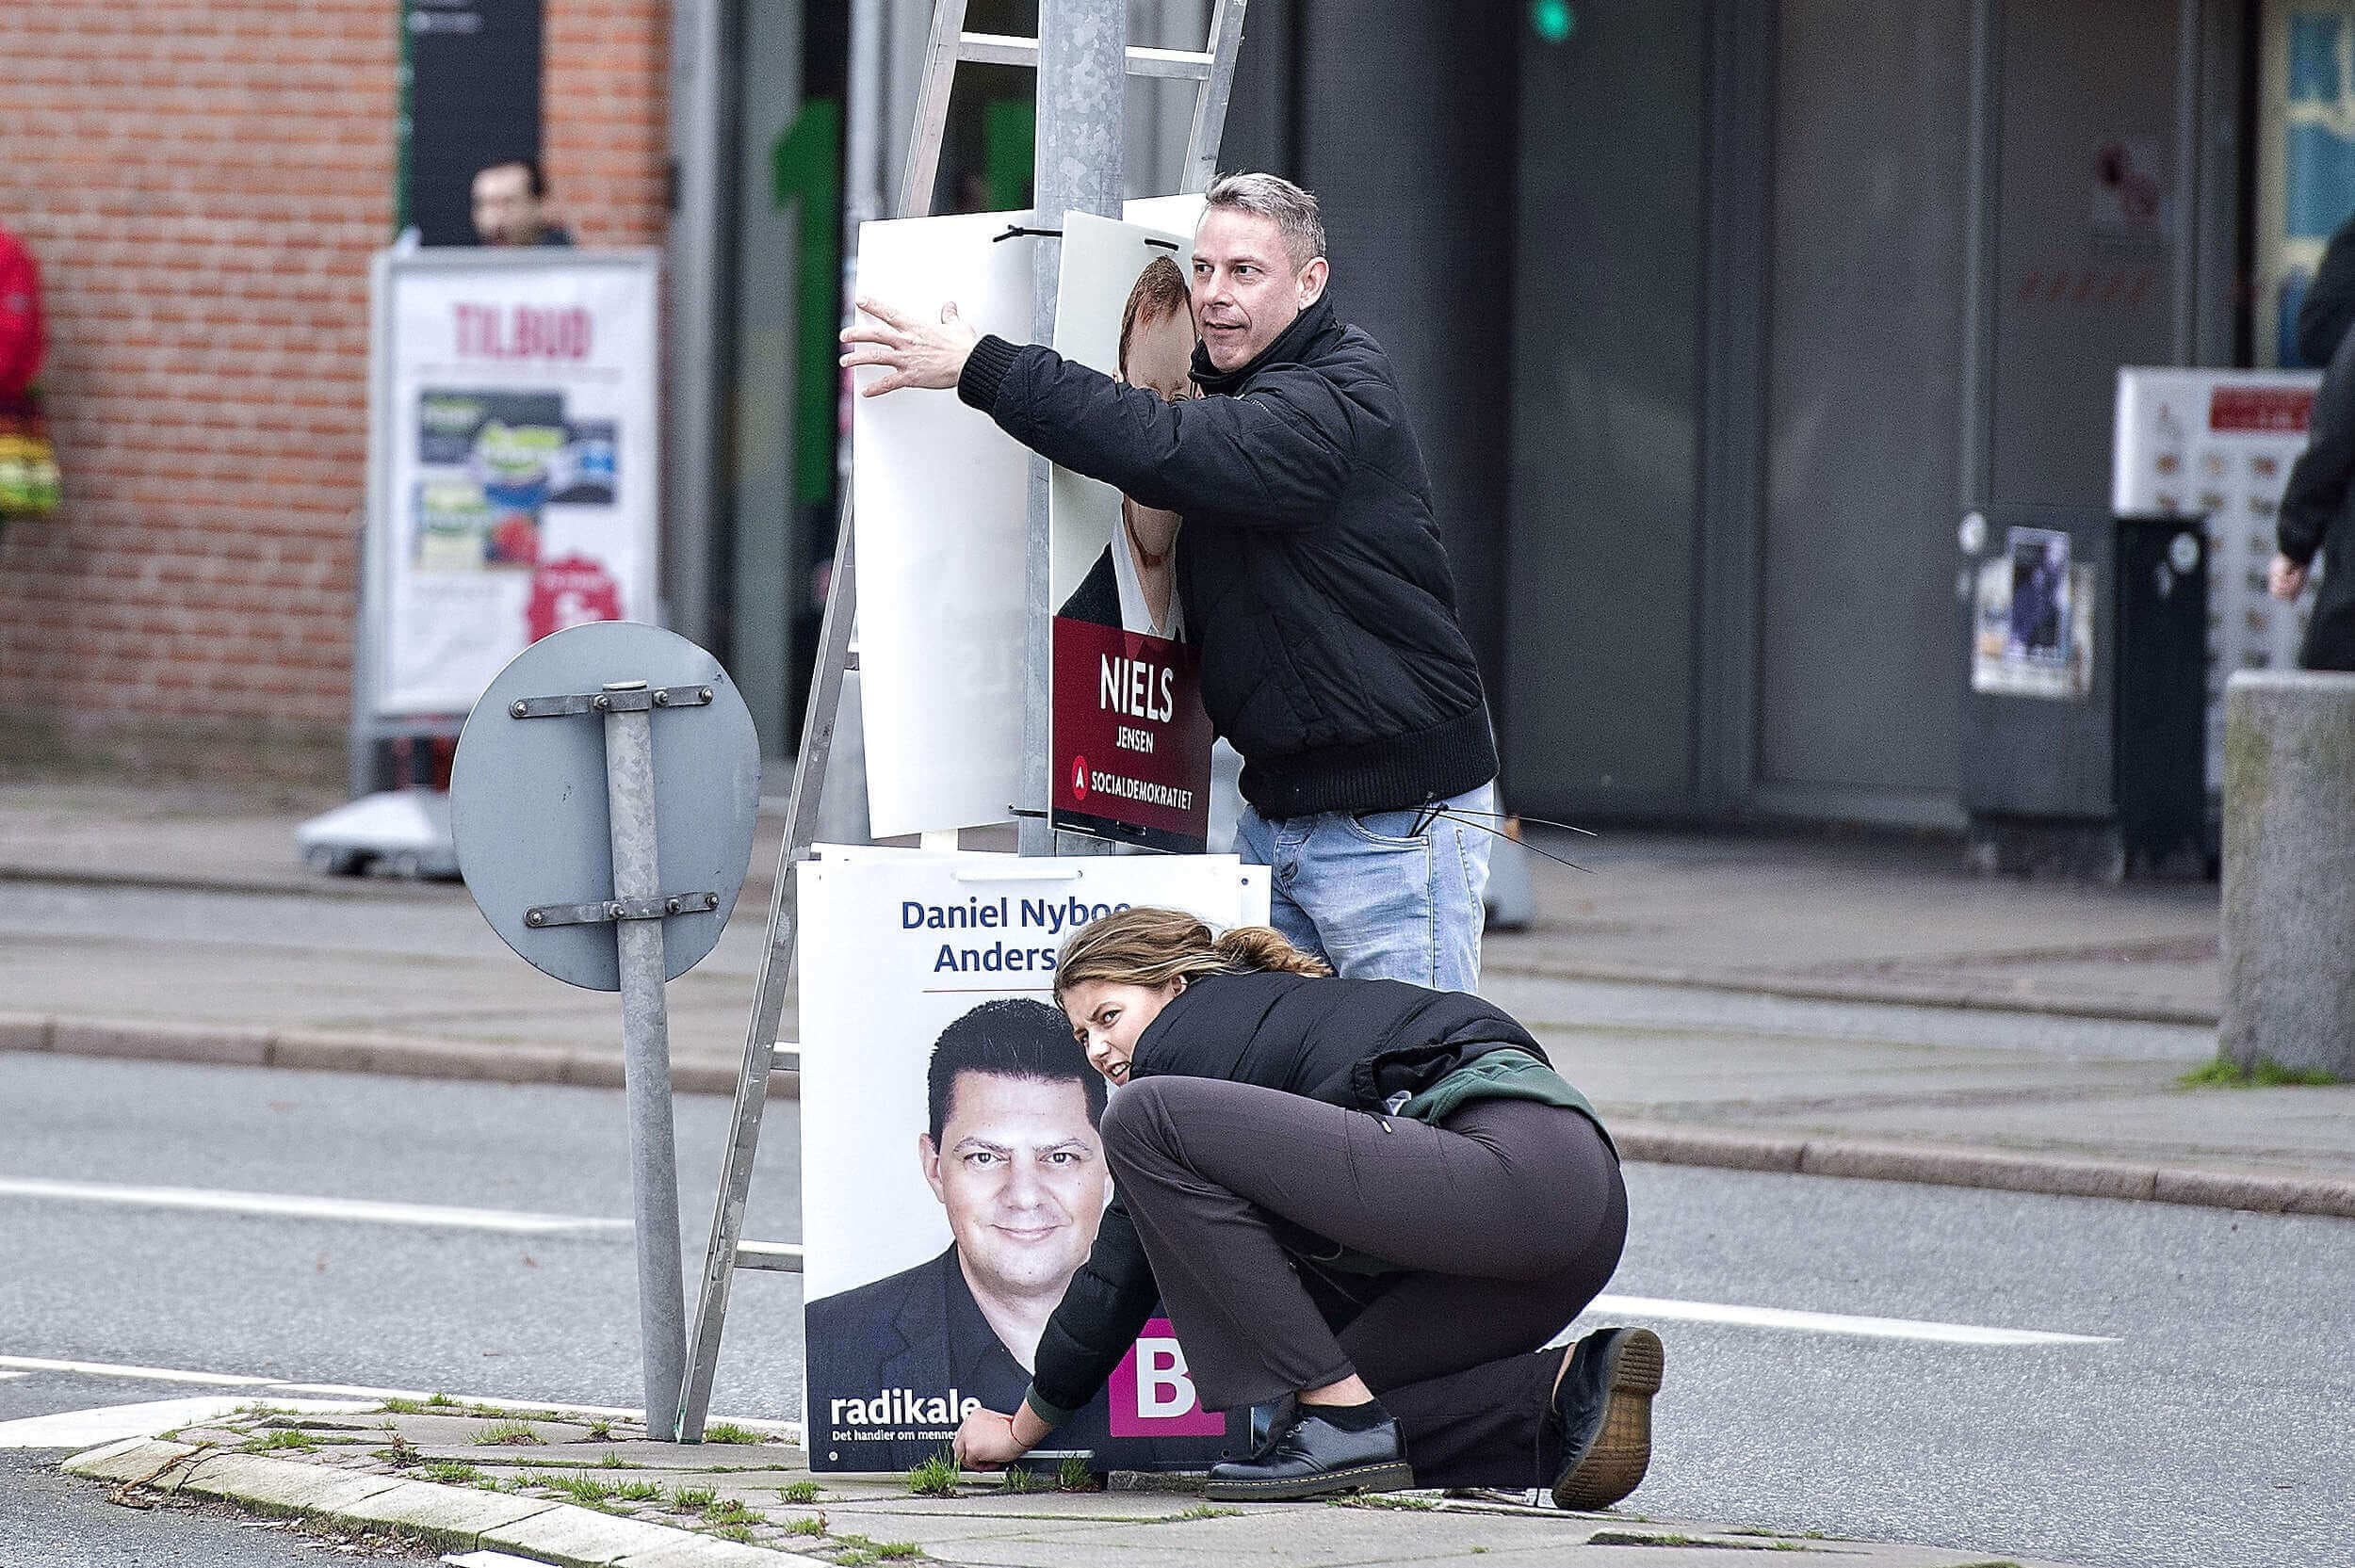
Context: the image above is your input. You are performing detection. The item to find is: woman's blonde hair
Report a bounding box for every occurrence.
[1053,905,1329,1003]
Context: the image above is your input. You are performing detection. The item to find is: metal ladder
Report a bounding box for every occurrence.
[674,0,1250,1444]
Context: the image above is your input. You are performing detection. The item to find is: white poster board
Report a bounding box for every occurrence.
[799,849,1268,1472]
[366,250,660,718]
[2113,367,2321,784]
[849,198,1208,840]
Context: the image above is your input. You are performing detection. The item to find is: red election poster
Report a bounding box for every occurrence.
[1051,618,1213,850]
[1047,212,1213,851]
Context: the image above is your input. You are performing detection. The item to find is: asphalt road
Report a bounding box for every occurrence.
[1,1051,2348,1568]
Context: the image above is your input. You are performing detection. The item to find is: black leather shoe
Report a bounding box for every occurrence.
[1549,1326,1664,1511]
[1204,1402,1414,1501]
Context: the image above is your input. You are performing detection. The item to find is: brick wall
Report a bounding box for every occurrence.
[0,0,668,785]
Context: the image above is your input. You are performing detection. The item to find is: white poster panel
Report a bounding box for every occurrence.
[2113,367,2321,784]
[371,251,660,718]
[851,212,1035,838]
[849,200,1204,839]
[798,849,1268,1473]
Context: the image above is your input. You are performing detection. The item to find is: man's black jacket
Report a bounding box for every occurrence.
[959,296,1498,817]
[2279,320,2355,669]
[1022,970,1564,1422]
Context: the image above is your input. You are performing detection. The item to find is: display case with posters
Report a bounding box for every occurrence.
[797,849,1266,1473]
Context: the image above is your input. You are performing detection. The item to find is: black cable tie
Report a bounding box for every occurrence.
[992,225,1064,243]
[1144,237,1181,251]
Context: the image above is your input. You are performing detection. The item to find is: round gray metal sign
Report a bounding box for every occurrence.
[451,622,761,991]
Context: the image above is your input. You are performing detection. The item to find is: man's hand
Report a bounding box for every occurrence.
[838,296,980,396]
[2269,553,2310,602]
[951,1408,1029,1471]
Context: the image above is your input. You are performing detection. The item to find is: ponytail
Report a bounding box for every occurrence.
[1053,906,1330,1004]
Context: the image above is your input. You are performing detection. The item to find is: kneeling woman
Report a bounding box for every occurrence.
[951,908,1662,1505]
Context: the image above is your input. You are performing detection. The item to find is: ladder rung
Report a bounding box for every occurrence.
[737,1240,804,1273]
[958,32,1215,81]
[770,1043,801,1075]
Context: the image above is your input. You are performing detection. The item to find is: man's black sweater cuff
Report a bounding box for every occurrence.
[958,333,1024,411]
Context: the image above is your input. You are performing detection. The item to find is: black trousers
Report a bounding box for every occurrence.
[1100,1077,1627,1490]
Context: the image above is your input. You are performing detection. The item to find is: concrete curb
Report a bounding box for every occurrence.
[1484,952,2221,1028]
[1614,1122,2355,1220]
[14,1013,2346,1220]
[60,1437,816,1565]
[0,1011,775,1100]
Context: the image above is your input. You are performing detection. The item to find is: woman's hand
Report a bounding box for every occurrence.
[952,1408,1031,1471]
[838,296,980,396]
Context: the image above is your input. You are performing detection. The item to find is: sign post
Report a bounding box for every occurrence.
[451,621,762,1436]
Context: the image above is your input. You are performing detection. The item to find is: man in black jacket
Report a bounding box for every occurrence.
[843,173,1501,991]
[2273,318,2355,669]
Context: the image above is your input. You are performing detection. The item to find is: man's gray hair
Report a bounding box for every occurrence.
[1203,171,1325,270]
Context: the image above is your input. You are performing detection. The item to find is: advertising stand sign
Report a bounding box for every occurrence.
[2112,366,2321,787]
[798,849,1266,1473]
[363,249,661,726]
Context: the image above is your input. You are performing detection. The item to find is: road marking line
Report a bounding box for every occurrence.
[1588,1293,2116,1346]
[0,1176,629,1236]
[0,1353,804,1443]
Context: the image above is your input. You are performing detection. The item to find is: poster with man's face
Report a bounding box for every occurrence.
[798,849,1269,1474]
[1047,212,1217,852]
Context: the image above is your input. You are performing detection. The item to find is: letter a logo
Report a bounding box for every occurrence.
[1071,755,1090,801]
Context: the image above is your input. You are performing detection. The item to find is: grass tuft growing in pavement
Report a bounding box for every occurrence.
[425,1392,459,1408]
[597,1449,627,1469]
[669,1485,719,1511]
[905,1449,959,1497]
[701,1497,759,1526]
[714,1524,757,1544]
[585,1416,614,1440]
[778,1479,821,1504]
[998,1465,1039,1495]
[550,1473,616,1506]
[1055,1456,1098,1492]
[702,1421,767,1445]
[475,1420,543,1446]
[243,1429,319,1453]
[1161,1504,1242,1523]
[784,1516,826,1536]
[378,1397,428,1415]
[614,1480,664,1503]
[1331,1494,1434,1511]
[2179,1055,2340,1089]
[420,1462,479,1485]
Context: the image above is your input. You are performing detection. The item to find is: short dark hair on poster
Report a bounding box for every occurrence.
[926,998,1107,1144]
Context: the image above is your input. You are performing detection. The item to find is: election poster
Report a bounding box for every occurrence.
[1048,212,1214,851]
[798,849,1269,1474]
[2112,366,2320,784]
[367,250,659,717]
[1971,525,2095,701]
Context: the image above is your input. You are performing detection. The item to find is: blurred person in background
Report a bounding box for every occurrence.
[471,159,573,248]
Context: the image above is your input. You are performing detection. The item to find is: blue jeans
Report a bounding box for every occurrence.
[1233,782,1495,992]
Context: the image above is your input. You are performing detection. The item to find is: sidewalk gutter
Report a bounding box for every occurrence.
[0,1011,769,1100]
[1483,953,2221,1028]
[1612,1122,2355,1220]
[12,1010,2347,1221]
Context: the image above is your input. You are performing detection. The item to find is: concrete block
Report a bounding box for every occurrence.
[2222,670,2355,1078]
[1797,1139,2158,1202]
[0,1011,52,1052]
[59,1437,200,1485]
[166,1451,405,1516]
[345,1475,560,1544]
[51,1018,269,1067]
[482,1500,709,1565]
[1611,1124,1805,1173]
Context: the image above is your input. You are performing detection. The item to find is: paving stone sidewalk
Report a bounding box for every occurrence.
[61,1398,2083,1568]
